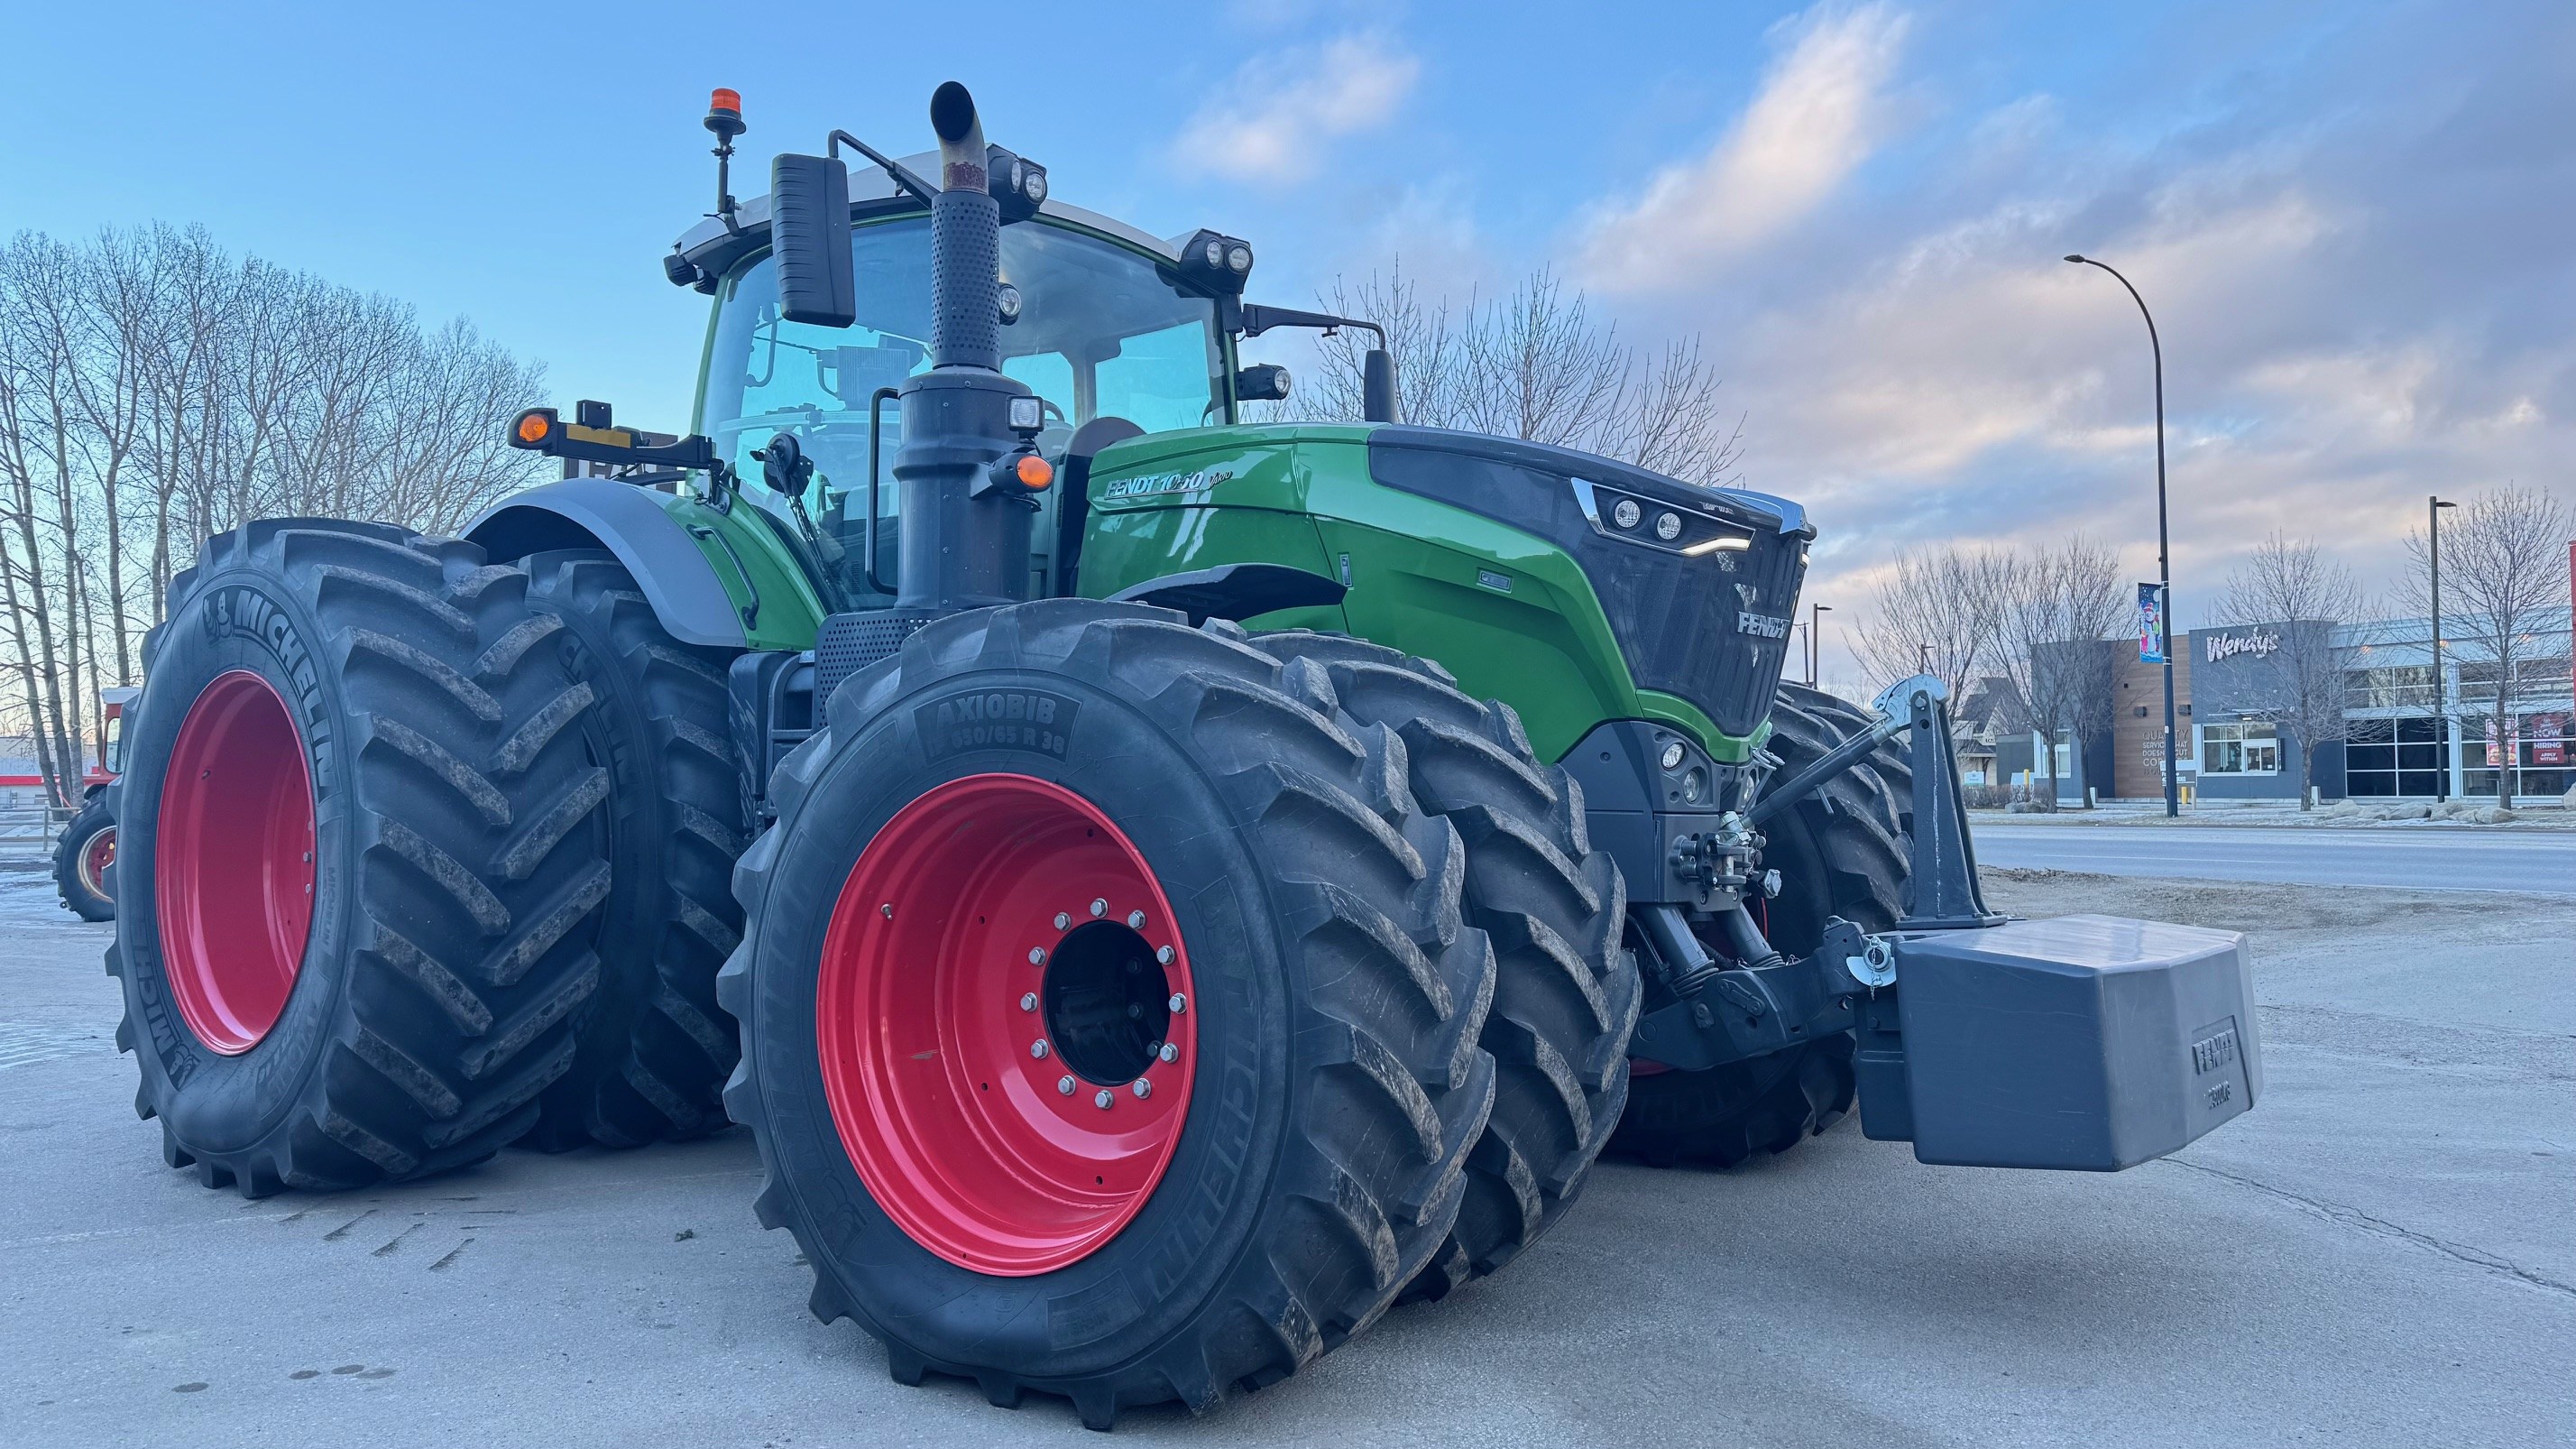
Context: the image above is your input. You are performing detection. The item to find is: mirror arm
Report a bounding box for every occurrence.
[827,131,938,206]
[1237,302,1385,348]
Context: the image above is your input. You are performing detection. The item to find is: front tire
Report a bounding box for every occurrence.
[1252,632,1636,1302]
[722,601,1495,1428]
[55,795,116,922]
[111,521,612,1195]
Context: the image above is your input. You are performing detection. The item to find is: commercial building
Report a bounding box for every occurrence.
[2038,605,2572,806]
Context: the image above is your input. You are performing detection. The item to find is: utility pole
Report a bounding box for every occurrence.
[1808,603,1832,687]
[2430,495,2456,800]
[2066,254,2180,817]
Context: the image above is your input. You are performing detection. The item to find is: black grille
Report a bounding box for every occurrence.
[1367,429,1810,742]
[814,608,940,710]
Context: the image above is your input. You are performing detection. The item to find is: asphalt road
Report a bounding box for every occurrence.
[1972,821,2576,895]
[5,867,2571,1448]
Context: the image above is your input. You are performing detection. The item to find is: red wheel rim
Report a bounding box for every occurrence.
[80,825,116,900]
[818,773,1197,1276]
[155,670,317,1054]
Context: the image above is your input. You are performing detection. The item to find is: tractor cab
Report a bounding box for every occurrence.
[675,157,1245,612]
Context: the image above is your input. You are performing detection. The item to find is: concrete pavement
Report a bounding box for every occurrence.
[4,867,2571,1447]
[1972,822,2576,895]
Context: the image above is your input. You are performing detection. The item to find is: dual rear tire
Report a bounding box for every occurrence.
[112,521,615,1194]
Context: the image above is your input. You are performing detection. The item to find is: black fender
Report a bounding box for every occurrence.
[465,478,747,649]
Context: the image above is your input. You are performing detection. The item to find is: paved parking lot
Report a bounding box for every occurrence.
[4,864,2571,1447]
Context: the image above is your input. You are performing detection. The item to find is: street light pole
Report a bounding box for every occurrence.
[2430,495,2457,801]
[2066,254,2180,817]
[1808,603,1832,687]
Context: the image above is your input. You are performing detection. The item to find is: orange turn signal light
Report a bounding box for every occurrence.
[512,409,557,447]
[1015,454,1054,489]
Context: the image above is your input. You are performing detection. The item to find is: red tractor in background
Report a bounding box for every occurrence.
[51,686,135,921]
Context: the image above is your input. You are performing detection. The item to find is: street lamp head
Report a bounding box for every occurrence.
[2433,499,2457,510]
[2063,254,2087,263]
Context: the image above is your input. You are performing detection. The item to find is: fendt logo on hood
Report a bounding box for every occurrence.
[1103,468,1234,499]
[1737,611,1790,639]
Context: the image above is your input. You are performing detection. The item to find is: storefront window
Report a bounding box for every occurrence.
[2200,721,2279,775]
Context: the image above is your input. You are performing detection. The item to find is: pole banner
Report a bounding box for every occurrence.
[2137,583,2168,664]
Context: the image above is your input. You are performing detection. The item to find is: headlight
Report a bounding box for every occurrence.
[1654,512,1682,540]
[997,283,1023,324]
[1022,166,1047,203]
[1204,239,1226,268]
[1226,244,1253,272]
[1612,499,1642,529]
[1659,741,1686,771]
[1681,767,1707,803]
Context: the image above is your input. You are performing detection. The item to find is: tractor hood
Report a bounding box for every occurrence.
[1363,427,1814,742]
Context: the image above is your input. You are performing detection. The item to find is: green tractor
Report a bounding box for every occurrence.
[107,84,2262,1428]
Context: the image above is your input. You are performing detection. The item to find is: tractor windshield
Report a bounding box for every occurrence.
[700,217,1226,607]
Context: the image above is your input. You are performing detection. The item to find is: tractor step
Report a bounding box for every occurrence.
[1853,914,2259,1170]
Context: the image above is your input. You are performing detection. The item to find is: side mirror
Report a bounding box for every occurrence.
[1362,347,1400,424]
[759,431,814,497]
[1234,364,1291,403]
[771,153,854,328]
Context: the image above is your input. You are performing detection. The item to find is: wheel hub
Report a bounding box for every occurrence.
[817,773,1196,1276]
[79,825,116,900]
[154,670,316,1055]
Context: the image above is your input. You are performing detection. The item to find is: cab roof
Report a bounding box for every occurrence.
[673,148,1187,285]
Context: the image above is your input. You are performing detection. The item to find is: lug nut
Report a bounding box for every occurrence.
[1155,946,1174,965]
[1053,912,1071,930]
[1168,992,1188,1014]
[1057,1075,1075,1095]
[1159,1042,1180,1064]
[1094,1090,1115,1109]
[1127,910,1145,929]
[1132,1079,1152,1100]
[1029,1039,1050,1059]
[1090,898,1108,918]
[1020,992,1038,1011]
[1028,946,1046,965]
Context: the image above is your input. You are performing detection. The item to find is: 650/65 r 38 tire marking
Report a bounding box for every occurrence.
[818,773,1195,1276]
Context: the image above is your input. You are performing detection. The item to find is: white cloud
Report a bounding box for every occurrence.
[1577,3,1912,290]
[1172,33,1421,187]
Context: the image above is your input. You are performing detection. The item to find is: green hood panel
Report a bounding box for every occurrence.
[1080,429,1762,764]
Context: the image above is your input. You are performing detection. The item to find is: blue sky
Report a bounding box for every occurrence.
[9,1,2569,688]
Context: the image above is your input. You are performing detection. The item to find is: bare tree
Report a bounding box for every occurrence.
[1992,536,2128,810]
[1854,543,2012,702]
[1288,265,1745,486]
[2402,483,2574,800]
[2215,532,2362,809]
[0,225,548,806]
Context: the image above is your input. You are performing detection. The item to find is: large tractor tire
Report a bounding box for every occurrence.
[110,520,612,1195]
[721,601,1495,1429]
[1610,681,1909,1168]
[518,549,745,1150]
[55,794,117,922]
[1252,631,1635,1303]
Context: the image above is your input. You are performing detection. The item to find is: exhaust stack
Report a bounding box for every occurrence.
[887,80,1040,616]
[926,81,1000,373]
